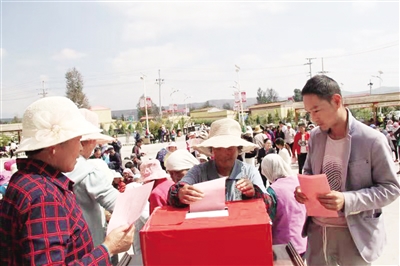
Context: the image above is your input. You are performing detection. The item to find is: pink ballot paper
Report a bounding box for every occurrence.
[190,177,226,213]
[298,174,339,217]
[107,181,154,235]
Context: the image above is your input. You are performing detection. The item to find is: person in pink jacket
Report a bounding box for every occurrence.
[141,159,175,215]
[261,154,307,257]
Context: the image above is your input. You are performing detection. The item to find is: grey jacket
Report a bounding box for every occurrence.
[302,109,400,262]
[65,157,119,247]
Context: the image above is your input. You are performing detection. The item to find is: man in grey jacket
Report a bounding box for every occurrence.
[294,75,400,265]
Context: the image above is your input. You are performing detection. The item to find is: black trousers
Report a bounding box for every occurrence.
[298,153,308,174]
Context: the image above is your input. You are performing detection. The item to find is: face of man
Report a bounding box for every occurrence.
[303,94,341,132]
[212,146,238,171]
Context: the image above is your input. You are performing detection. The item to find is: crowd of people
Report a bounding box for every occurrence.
[0,75,399,265]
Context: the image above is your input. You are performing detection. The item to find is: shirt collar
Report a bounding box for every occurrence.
[16,158,74,192]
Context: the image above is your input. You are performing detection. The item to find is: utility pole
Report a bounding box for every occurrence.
[38,80,47,98]
[304,58,317,78]
[235,65,245,130]
[318,58,329,75]
[155,69,164,117]
[367,80,373,95]
[140,74,149,135]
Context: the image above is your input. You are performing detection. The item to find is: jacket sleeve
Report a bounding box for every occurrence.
[343,133,400,216]
[84,169,119,212]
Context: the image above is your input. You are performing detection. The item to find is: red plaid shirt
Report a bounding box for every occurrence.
[0,158,111,265]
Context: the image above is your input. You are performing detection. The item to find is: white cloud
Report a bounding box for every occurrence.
[52,48,86,61]
[106,2,288,41]
[351,1,377,13]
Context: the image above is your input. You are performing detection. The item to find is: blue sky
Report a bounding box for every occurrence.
[1,1,399,118]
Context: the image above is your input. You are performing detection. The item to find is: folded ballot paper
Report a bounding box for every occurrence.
[298,174,338,217]
[186,177,228,219]
[107,181,154,235]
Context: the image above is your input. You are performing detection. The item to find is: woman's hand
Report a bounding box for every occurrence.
[236,179,255,197]
[178,184,204,204]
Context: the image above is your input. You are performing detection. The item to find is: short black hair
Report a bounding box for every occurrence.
[301,75,341,102]
[298,122,306,127]
[125,161,134,169]
[275,138,285,146]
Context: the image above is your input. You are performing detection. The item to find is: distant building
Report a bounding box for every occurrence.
[90,106,112,131]
[248,100,294,119]
[190,107,236,122]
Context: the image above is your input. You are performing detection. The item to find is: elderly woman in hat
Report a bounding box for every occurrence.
[0,97,134,265]
[65,108,120,250]
[261,154,307,257]
[141,159,175,215]
[165,149,200,183]
[168,118,274,214]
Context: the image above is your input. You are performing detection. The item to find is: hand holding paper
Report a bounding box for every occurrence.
[107,181,154,235]
[189,177,226,213]
[297,174,339,217]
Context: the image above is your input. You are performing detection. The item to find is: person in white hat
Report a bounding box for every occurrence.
[163,142,178,166]
[65,108,120,250]
[168,118,274,214]
[165,149,200,183]
[0,97,134,265]
[141,159,174,215]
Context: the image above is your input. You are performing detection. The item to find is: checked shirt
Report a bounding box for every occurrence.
[0,158,111,265]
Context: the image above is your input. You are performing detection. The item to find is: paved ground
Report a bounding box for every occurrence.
[121,136,400,266]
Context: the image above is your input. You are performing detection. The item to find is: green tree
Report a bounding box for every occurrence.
[222,102,231,110]
[65,67,90,108]
[136,95,160,120]
[267,113,273,124]
[256,88,267,104]
[11,116,21,123]
[201,101,214,108]
[286,109,294,122]
[266,88,279,103]
[293,89,302,102]
[108,124,115,136]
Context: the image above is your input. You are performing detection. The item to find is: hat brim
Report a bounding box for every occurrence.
[253,129,263,133]
[16,122,101,153]
[193,135,257,156]
[81,132,114,144]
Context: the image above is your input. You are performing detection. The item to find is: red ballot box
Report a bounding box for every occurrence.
[140,199,273,265]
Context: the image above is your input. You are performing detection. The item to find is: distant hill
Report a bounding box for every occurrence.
[111,86,399,121]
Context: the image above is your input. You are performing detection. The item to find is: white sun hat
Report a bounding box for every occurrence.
[79,108,114,144]
[165,149,200,171]
[16,96,101,153]
[193,118,257,156]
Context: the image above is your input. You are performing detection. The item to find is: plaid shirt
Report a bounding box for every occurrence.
[0,158,111,265]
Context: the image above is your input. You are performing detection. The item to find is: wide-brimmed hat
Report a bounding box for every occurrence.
[16,97,101,153]
[140,159,170,183]
[193,118,257,156]
[253,125,263,133]
[165,149,200,171]
[79,108,114,144]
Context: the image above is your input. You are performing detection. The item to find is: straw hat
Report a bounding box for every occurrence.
[140,159,170,183]
[253,125,263,134]
[16,97,101,153]
[165,149,200,171]
[193,118,257,156]
[79,108,114,144]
